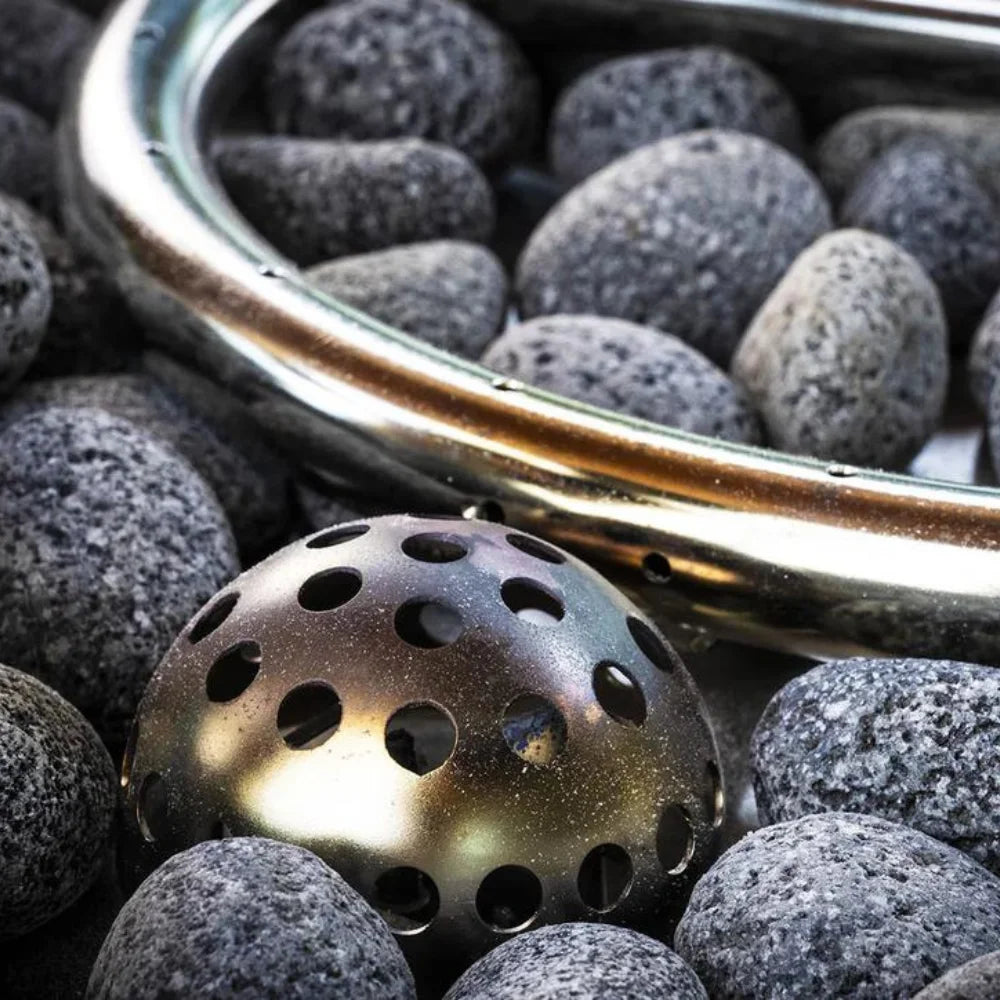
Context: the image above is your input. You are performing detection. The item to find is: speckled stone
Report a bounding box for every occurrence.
[913,950,1000,1000]
[675,812,1000,1000]
[0,664,116,940]
[215,136,495,267]
[0,98,55,216]
[444,923,707,1000]
[481,315,762,443]
[968,289,1000,410]
[307,241,508,359]
[732,229,948,469]
[87,838,416,1000]
[516,130,831,367]
[0,407,239,746]
[985,379,1000,486]
[751,658,1000,874]
[550,46,803,185]
[294,477,397,533]
[267,0,538,168]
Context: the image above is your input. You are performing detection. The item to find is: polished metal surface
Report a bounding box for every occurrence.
[61,0,1000,664]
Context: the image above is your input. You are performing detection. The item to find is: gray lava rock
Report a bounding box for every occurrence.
[675,812,1000,1000]
[550,46,804,185]
[0,407,239,746]
[0,664,116,940]
[985,379,1000,485]
[481,314,762,443]
[913,950,1000,1000]
[87,838,416,1000]
[215,136,495,267]
[516,130,831,367]
[0,98,55,216]
[267,0,538,168]
[307,240,508,359]
[731,229,948,469]
[751,658,1000,874]
[445,923,706,1000]
[969,289,1000,410]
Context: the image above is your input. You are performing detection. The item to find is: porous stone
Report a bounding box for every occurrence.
[751,658,1000,874]
[913,950,1000,1000]
[481,314,762,443]
[550,46,804,185]
[731,229,948,469]
[0,664,116,940]
[87,838,416,1000]
[986,379,1000,485]
[968,289,1000,410]
[215,136,495,266]
[307,241,508,359]
[0,98,55,216]
[516,130,831,367]
[267,0,538,167]
[675,812,1000,1000]
[444,923,706,1000]
[0,407,239,746]
[294,476,397,533]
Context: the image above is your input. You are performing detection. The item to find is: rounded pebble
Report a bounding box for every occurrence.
[0,663,116,940]
[307,240,508,359]
[913,950,1000,1000]
[87,838,416,1000]
[968,289,1000,410]
[444,923,707,1000]
[0,98,55,216]
[0,407,239,746]
[986,379,1000,485]
[550,46,803,185]
[675,812,1000,1000]
[516,130,831,367]
[731,229,948,469]
[751,658,1000,874]
[481,314,762,443]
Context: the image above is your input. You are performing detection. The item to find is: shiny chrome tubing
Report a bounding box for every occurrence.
[61,0,1000,663]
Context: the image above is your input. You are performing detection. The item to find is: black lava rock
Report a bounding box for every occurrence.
[968,288,1000,411]
[307,240,508,360]
[675,812,1000,1000]
[87,838,416,1000]
[481,314,762,443]
[0,407,239,746]
[913,950,1000,1000]
[293,475,398,533]
[0,663,116,940]
[267,0,538,168]
[751,658,1000,875]
[0,98,55,216]
[550,46,804,185]
[985,379,1000,485]
[731,229,948,469]
[516,130,831,367]
[444,923,707,1000]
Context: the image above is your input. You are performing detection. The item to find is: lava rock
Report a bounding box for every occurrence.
[215,136,494,267]
[0,664,116,940]
[87,838,416,1000]
[969,289,1000,410]
[751,658,1000,874]
[731,229,948,469]
[516,130,831,367]
[307,240,508,359]
[481,314,763,443]
[444,923,707,1000]
[0,407,239,746]
[986,379,1000,485]
[913,950,1000,1000]
[267,0,538,168]
[550,46,804,185]
[0,98,55,216]
[675,812,1000,1000]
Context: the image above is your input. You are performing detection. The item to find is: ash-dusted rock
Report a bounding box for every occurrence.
[482,314,762,443]
[840,136,1000,343]
[445,923,706,1000]
[0,98,54,216]
[551,46,803,185]
[969,289,1000,410]
[675,812,1000,1000]
[87,838,416,1000]
[307,241,507,359]
[0,664,115,940]
[517,130,831,367]
[0,407,239,746]
[215,136,495,267]
[751,658,1000,874]
[268,0,538,167]
[732,229,948,469]
[913,950,1000,1000]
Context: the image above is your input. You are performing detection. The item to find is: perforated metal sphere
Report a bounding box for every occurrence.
[121,515,723,989]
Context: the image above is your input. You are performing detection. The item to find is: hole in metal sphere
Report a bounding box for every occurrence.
[394,600,464,649]
[707,760,725,829]
[137,772,169,843]
[277,682,343,749]
[593,662,647,727]
[189,592,238,643]
[306,523,370,549]
[641,552,672,584]
[298,569,362,612]
[577,843,634,912]
[476,865,542,932]
[401,533,469,563]
[375,867,440,934]
[121,719,139,790]
[385,703,457,775]
[506,533,566,565]
[205,641,261,703]
[502,694,567,766]
[500,579,565,625]
[627,616,675,671]
[657,804,695,874]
